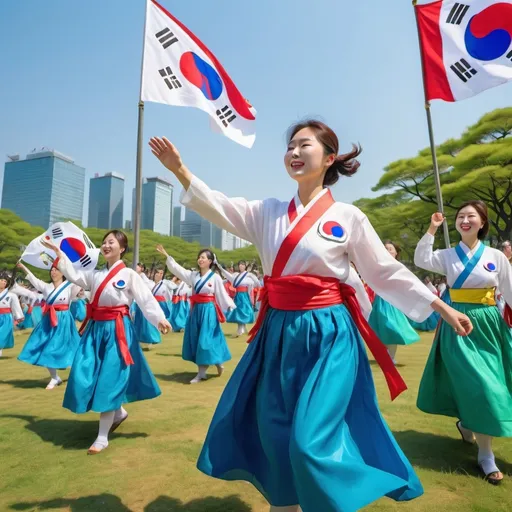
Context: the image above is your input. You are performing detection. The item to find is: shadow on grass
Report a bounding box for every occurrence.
[10,493,132,511]
[154,372,198,385]
[1,414,148,450]
[0,378,55,389]
[394,429,512,477]
[144,494,252,511]
[155,353,182,357]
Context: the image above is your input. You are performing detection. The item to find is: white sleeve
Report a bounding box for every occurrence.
[9,293,24,321]
[247,273,260,286]
[346,266,372,320]
[496,252,512,308]
[180,175,265,245]
[414,233,448,275]
[25,271,50,294]
[165,256,194,287]
[163,279,178,291]
[349,213,437,322]
[11,284,38,302]
[56,254,92,290]
[129,271,165,327]
[219,266,235,283]
[213,274,236,312]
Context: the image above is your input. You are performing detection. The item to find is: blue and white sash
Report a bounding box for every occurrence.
[0,289,9,304]
[194,271,214,294]
[46,281,72,305]
[153,282,163,296]
[452,243,485,289]
[234,271,248,288]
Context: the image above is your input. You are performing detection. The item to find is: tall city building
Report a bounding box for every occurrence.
[88,172,124,229]
[132,177,174,236]
[172,206,182,237]
[2,149,85,228]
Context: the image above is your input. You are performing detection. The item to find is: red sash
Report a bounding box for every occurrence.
[172,296,179,304]
[364,283,376,304]
[27,306,34,315]
[224,282,236,298]
[248,190,407,401]
[179,295,188,302]
[0,308,11,315]
[189,294,226,323]
[80,262,134,366]
[504,303,512,328]
[154,295,166,303]
[236,286,249,293]
[42,304,69,328]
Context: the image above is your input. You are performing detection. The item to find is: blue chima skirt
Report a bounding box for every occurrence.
[31,305,43,328]
[18,310,80,368]
[63,316,161,413]
[70,299,87,322]
[0,313,14,349]
[183,302,231,366]
[133,303,161,345]
[197,304,422,511]
[157,299,171,320]
[170,300,190,332]
[409,310,440,332]
[368,296,420,346]
[226,291,254,324]
[17,306,34,330]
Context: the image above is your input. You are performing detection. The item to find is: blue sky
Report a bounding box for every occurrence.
[0,0,510,226]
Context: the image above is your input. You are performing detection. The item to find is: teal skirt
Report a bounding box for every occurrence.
[63,316,161,413]
[226,291,254,324]
[409,311,440,332]
[369,296,420,346]
[18,310,80,368]
[17,306,34,330]
[183,302,231,366]
[31,305,43,327]
[198,304,422,511]
[0,314,14,349]
[70,299,87,322]
[417,303,512,437]
[170,300,190,332]
[133,303,161,345]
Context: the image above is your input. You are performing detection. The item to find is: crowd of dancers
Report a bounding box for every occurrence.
[0,119,511,512]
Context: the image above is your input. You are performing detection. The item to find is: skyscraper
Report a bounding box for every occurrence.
[132,177,174,236]
[88,172,125,229]
[2,149,85,228]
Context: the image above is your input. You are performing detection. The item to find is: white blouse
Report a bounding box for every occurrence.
[0,289,24,320]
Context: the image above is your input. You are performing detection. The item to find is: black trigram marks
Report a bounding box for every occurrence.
[155,27,179,49]
[159,67,182,90]
[80,254,92,267]
[82,234,95,249]
[216,105,236,127]
[446,3,470,25]
[507,50,512,63]
[450,58,477,82]
[52,227,63,239]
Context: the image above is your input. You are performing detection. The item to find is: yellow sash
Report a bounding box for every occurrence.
[449,288,496,306]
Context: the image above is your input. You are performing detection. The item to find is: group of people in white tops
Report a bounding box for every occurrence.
[0,118,510,512]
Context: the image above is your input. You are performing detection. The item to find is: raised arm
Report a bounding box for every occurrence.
[414,213,448,275]
[129,271,167,329]
[218,266,235,283]
[149,137,264,245]
[9,293,24,321]
[11,283,39,302]
[213,274,236,312]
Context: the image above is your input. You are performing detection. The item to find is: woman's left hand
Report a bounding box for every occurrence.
[158,319,172,334]
[41,240,62,258]
[434,302,473,336]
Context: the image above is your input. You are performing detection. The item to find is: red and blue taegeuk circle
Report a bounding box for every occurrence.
[322,221,345,239]
[180,52,223,101]
[59,238,87,263]
[484,261,497,272]
[464,3,512,61]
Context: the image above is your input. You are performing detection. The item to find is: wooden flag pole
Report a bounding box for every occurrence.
[413,0,451,248]
[133,0,149,269]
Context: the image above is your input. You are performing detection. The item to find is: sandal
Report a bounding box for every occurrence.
[87,440,108,455]
[109,413,128,435]
[456,420,475,445]
[479,458,503,486]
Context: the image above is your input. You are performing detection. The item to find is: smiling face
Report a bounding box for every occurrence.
[384,243,398,259]
[284,127,335,185]
[238,262,247,272]
[197,252,212,271]
[154,269,164,282]
[0,278,7,291]
[456,205,484,240]
[101,234,124,263]
[50,267,64,283]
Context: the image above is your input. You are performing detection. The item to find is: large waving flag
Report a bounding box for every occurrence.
[141,0,256,148]
[21,222,100,271]
[415,0,512,101]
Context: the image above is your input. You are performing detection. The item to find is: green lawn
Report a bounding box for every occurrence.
[0,326,510,512]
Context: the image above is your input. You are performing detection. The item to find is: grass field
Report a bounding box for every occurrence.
[1,325,511,512]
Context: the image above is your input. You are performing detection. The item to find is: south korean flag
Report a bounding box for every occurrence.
[21,222,100,270]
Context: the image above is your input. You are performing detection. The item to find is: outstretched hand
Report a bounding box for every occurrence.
[156,244,169,258]
[41,239,62,257]
[158,319,172,334]
[430,212,445,228]
[149,137,183,174]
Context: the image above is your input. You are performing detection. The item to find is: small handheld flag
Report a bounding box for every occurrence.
[21,222,100,271]
[141,0,257,147]
[415,0,512,102]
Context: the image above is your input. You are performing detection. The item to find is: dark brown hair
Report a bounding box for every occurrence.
[287,120,362,187]
[197,249,220,272]
[384,240,401,260]
[103,230,129,257]
[455,200,489,240]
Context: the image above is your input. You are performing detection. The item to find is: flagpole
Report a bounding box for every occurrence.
[133,0,149,269]
[413,0,451,248]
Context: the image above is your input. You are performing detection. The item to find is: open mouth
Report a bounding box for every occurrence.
[460,225,472,231]
[291,161,304,170]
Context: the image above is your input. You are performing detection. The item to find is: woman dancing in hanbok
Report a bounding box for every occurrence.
[149,121,472,512]
[157,245,234,384]
[169,277,191,333]
[415,203,512,485]
[41,230,170,454]
[0,271,24,358]
[219,260,259,336]
[16,262,81,389]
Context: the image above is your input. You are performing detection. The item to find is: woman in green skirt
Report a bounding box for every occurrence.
[414,200,512,485]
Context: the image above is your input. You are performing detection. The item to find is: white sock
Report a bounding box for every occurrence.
[114,406,128,422]
[96,411,115,447]
[47,368,58,380]
[387,345,398,361]
[237,324,243,335]
[475,433,495,463]
[0,349,3,357]
[198,365,208,378]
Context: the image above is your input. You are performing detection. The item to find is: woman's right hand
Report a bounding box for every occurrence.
[156,244,169,258]
[149,137,183,173]
[41,240,63,258]
[16,261,29,274]
[430,212,445,228]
